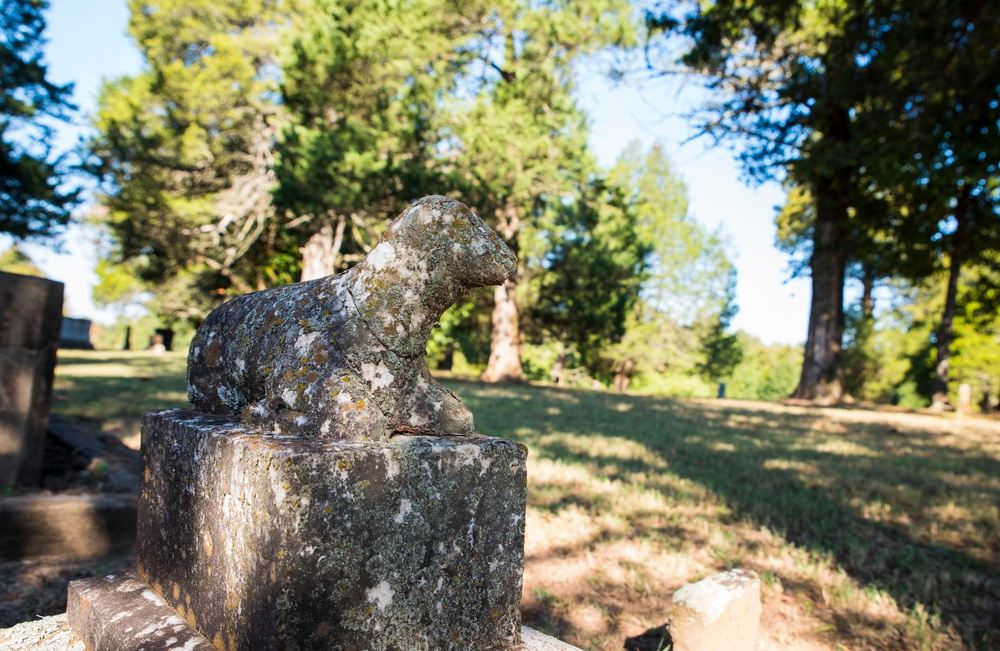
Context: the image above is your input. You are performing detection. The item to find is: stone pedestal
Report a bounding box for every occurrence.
[0,271,64,488]
[135,409,528,650]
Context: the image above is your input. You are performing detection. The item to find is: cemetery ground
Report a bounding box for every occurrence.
[1,351,998,650]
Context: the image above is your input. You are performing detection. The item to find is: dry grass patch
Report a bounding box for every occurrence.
[451,381,1000,651]
[43,353,999,650]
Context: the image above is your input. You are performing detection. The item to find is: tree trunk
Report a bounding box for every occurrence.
[614,357,635,392]
[482,200,524,383]
[792,176,849,402]
[438,343,455,372]
[551,351,566,386]
[481,279,524,382]
[300,216,346,282]
[930,188,969,410]
[860,265,875,318]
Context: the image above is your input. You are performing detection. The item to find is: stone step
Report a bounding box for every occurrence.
[66,572,583,651]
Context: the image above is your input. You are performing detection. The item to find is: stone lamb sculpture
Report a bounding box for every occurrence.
[187,196,516,442]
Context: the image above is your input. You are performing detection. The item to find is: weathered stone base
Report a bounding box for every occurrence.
[65,573,582,651]
[136,409,529,650]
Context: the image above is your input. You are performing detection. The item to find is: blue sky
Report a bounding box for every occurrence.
[14,0,811,346]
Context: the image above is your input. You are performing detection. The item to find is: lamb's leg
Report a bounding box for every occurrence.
[404,366,474,433]
[244,370,387,441]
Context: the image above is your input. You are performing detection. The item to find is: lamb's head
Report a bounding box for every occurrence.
[393,195,516,288]
[350,196,516,358]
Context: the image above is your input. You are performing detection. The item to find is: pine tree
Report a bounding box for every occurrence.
[90,0,293,317]
[0,0,77,239]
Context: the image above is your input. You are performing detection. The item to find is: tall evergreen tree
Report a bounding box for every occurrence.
[0,0,76,240]
[441,0,636,382]
[526,178,649,380]
[649,0,1000,402]
[90,0,293,319]
[273,0,468,280]
[861,2,1000,409]
[602,142,738,390]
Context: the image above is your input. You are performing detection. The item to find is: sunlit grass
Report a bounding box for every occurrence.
[450,380,1000,651]
[49,352,1000,650]
[52,350,189,441]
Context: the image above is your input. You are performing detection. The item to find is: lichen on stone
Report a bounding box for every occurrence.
[187,196,516,442]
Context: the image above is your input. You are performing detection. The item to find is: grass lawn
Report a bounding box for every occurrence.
[50,350,1000,650]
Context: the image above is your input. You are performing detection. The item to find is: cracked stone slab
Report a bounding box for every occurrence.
[135,409,528,650]
[187,195,517,442]
[67,573,213,650]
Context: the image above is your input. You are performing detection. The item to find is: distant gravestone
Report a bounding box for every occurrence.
[153,328,173,352]
[59,317,94,350]
[68,197,583,650]
[0,272,63,488]
[145,333,165,354]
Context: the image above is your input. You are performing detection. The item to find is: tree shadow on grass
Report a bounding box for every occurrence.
[447,380,1000,650]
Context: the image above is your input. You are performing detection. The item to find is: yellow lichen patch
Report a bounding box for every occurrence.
[213,633,226,651]
[173,583,180,599]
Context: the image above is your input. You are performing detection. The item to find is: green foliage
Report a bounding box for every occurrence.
[0,244,44,277]
[89,0,292,311]
[696,268,743,382]
[273,0,459,263]
[442,0,636,227]
[841,305,878,401]
[629,369,715,398]
[424,291,493,371]
[597,142,740,390]
[526,181,648,378]
[92,256,147,311]
[650,0,1000,400]
[726,333,801,401]
[0,0,77,240]
[836,267,1000,411]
